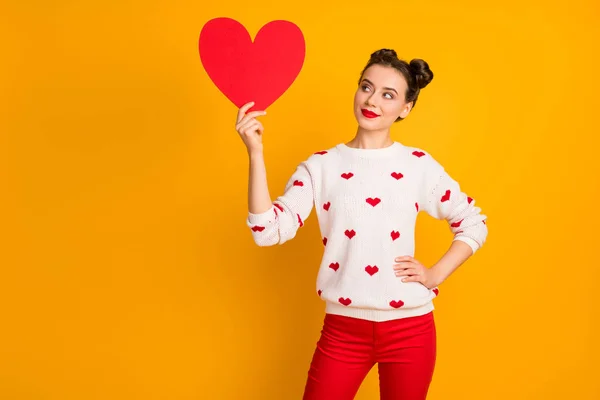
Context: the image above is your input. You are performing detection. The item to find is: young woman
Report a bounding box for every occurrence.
[236,49,488,400]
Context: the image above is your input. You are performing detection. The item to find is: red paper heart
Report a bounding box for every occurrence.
[199,18,305,111]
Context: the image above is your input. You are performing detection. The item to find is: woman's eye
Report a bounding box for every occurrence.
[361,85,392,98]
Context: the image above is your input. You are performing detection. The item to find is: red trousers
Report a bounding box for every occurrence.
[303,312,436,400]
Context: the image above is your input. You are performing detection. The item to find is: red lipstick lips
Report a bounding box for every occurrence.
[361,109,380,118]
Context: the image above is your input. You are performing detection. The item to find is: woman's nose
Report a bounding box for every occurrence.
[365,94,378,107]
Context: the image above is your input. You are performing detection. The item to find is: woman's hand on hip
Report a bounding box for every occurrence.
[393,256,442,289]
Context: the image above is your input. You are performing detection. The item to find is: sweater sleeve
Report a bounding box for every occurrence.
[420,156,488,254]
[245,160,315,246]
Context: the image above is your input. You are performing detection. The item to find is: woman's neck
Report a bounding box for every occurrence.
[345,128,394,149]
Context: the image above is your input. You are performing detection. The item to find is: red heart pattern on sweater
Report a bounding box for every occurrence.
[451,219,463,228]
[441,190,451,202]
[389,300,405,308]
[314,151,328,155]
[339,297,352,306]
[248,147,482,313]
[366,197,381,207]
[365,265,379,276]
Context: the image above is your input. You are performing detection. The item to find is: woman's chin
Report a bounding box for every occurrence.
[356,117,383,131]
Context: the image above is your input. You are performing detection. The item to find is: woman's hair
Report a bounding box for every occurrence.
[358,49,434,121]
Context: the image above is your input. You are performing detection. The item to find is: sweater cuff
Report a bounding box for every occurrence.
[452,236,480,255]
[247,205,277,226]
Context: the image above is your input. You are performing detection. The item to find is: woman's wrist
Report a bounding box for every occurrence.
[248,146,264,159]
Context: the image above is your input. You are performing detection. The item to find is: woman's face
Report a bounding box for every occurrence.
[353,64,412,130]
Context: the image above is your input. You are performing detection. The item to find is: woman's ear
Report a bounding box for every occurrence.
[399,102,413,119]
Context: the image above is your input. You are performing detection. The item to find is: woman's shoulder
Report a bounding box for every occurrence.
[396,142,446,173]
[300,143,343,164]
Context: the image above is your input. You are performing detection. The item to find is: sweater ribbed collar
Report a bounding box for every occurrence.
[336,141,403,158]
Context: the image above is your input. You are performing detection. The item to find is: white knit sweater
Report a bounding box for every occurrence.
[246,142,488,322]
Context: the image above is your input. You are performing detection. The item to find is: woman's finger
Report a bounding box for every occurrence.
[395,255,416,262]
[255,121,264,135]
[236,102,255,124]
[241,121,261,136]
[393,264,413,271]
[393,261,417,269]
[237,110,267,128]
[395,268,419,276]
[246,121,264,135]
[238,119,260,135]
[402,275,423,283]
[236,118,258,134]
[395,270,414,276]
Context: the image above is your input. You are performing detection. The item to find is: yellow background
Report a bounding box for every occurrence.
[2,0,599,399]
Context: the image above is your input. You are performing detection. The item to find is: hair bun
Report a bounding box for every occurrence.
[371,48,397,59]
[409,59,434,89]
